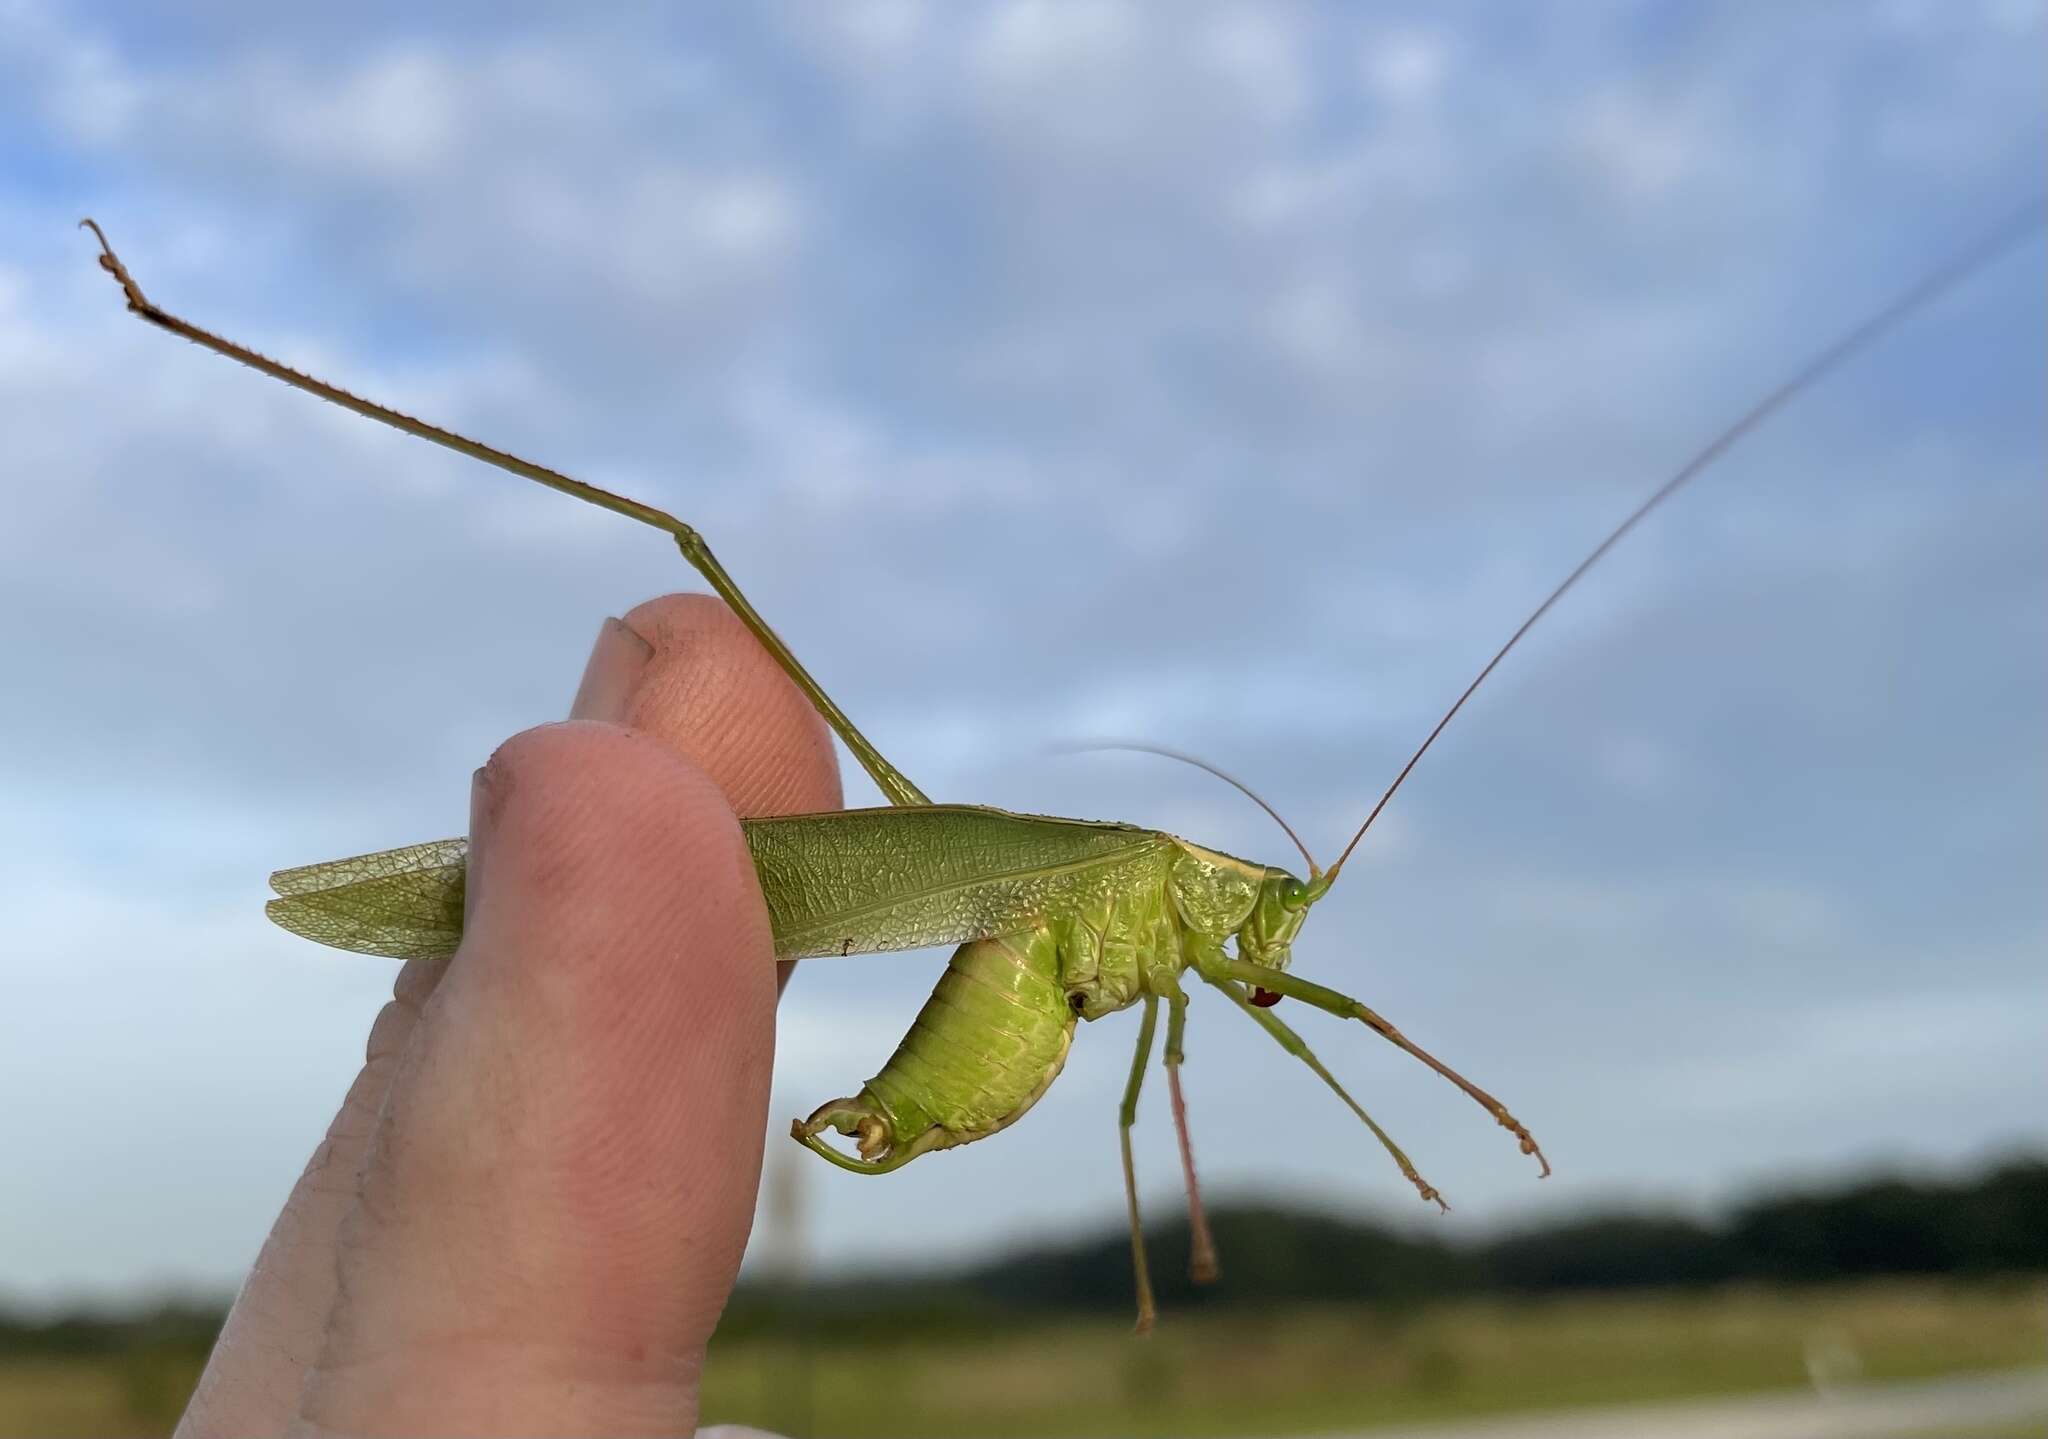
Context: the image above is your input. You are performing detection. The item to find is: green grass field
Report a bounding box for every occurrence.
[699,1278,2048,1437]
[3,1277,2041,1438]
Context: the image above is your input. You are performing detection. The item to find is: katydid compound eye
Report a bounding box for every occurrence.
[1281,880,1307,909]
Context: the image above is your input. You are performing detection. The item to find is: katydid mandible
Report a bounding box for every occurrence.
[83,209,2041,1334]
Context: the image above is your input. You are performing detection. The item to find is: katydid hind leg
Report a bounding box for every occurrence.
[1118,996,1162,1336]
[1161,992,1220,1284]
[1209,976,1446,1210]
[1204,955,1549,1177]
[80,224,930,811]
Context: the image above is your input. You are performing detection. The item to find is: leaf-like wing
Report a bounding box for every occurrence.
[266,807,1185,963]
[744,806,1173,959]
[266,838,469,961]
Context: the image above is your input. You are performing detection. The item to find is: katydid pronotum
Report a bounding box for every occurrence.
[83,209,2039,1333]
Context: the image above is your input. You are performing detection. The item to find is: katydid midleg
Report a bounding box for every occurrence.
[84,208,2041,1334]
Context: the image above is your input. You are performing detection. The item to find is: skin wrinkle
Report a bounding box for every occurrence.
[312,1341,704,1418]
[178,963,430,1438]
[619,598,842,818]
[310,1338,702,1430]
[174,593,840,1439]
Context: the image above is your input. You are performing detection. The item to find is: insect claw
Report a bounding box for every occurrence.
[855,1115,890,1161]
[79,218,151,312]
[1510,1129,1553,1178]
[1479,1105,1550,1176]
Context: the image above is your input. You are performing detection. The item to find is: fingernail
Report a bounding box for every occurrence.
[466,764,494,926]
[570,616,655,722]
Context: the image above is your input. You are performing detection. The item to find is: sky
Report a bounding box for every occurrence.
[1,1,2043,1306]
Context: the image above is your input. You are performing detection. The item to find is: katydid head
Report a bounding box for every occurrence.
[1234,870,1316,1003]
[1239,871,1311,961]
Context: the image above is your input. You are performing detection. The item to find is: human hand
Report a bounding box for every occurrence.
[176,595,841,1438]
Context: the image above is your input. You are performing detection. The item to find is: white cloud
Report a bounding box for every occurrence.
[972,0,1140,86]
[1361,27,1451,110]
[3,0,140,145]
[268,48,464,179]
[1200,5,1311,130]
[823,0,934,61]
[1645,977,2044,1121]
[1598,732,1681,796]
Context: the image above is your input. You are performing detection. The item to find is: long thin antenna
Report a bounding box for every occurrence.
[1055,740,1320,876]
[1320,200,2046,887]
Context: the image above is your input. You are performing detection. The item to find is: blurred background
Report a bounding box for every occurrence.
[1,3,2042,1435]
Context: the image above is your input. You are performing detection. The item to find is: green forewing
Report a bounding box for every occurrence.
[266,806,1174,963]
[267,838,469,960]
[747,805,1173,958]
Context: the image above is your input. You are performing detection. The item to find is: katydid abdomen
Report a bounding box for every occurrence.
[795,928,1076,1174]
[789,853,1235,1172]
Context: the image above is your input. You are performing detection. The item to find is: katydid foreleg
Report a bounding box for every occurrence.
[1200,955,1550,1177]
[1160,990,1220,1284]
[1210,977,1444,1210]
[1117,996,1162,1335]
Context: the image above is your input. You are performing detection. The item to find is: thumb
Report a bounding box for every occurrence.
[294,721,776,1437]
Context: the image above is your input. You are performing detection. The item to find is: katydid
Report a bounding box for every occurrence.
[83,210,2041,1334]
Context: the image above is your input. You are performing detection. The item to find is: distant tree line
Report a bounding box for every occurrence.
[721,1155,2048,1332]
[5,1155,2042,1355]
[943,1154,2048,1315]
[0,1301,221,1363]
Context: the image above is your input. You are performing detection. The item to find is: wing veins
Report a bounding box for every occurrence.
[778,841,1164,954]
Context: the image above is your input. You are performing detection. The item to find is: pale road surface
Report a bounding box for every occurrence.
[1273,1367,2048,1439]
[699,1368,2048,1439]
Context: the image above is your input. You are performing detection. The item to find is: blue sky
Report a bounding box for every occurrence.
[2,1,2042,1304]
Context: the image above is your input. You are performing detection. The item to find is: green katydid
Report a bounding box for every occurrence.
[83,209,2040,1334]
